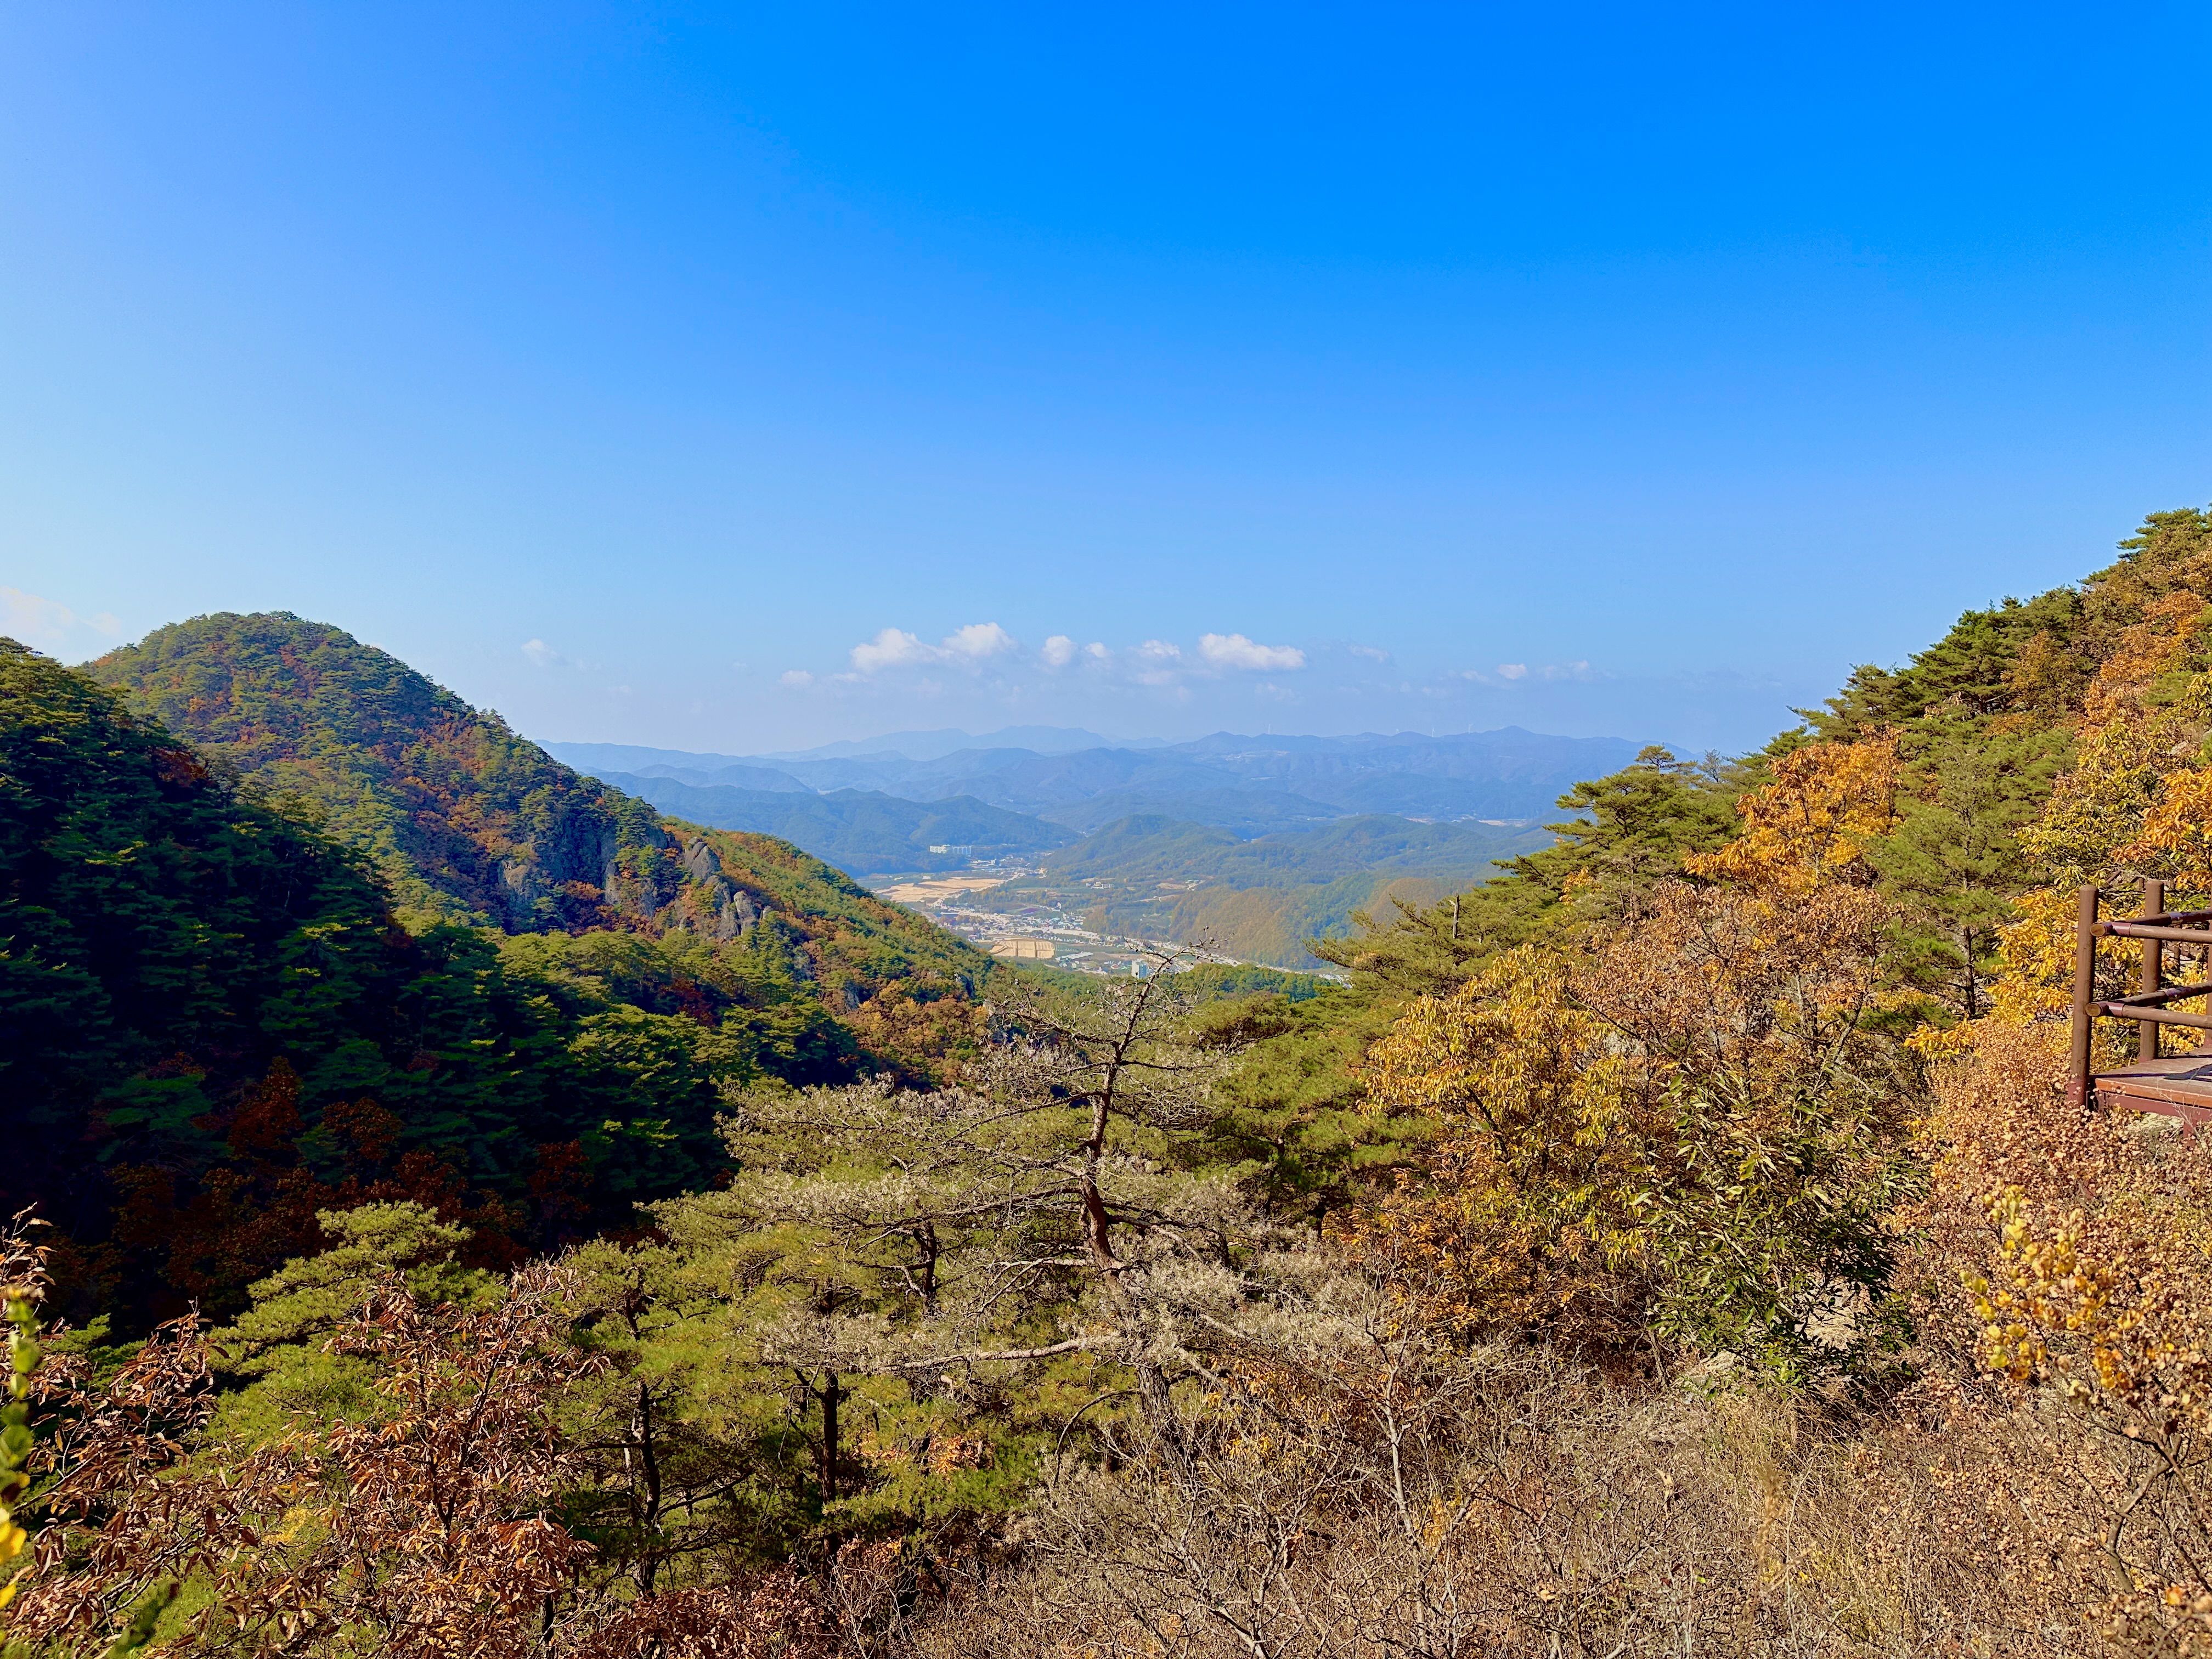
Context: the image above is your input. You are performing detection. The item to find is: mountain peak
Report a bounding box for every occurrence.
[91,612,675,932]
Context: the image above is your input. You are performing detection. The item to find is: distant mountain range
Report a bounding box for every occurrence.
[548,727,1641,838]
[764,725,1166,761]
[596,773,1076,876]
[546,725,1649,960]
[556,726,1163,774]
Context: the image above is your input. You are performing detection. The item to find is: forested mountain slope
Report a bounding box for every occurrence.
[1215,507,2212,1231]
[88,613,672,932]
[85,613,986,1000]
[1343,509,2212,1006]
[3,629,992,1327]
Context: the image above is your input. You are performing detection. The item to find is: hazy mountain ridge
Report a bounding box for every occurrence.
[1045,812,1552,885]
[1045,785,1345,836]
[546,726,1644,830]
[598,771,1075,875]
[543,742,814,786]
[762,724,1161,761]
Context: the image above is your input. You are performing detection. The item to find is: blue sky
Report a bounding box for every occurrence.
[3,2,2207,754]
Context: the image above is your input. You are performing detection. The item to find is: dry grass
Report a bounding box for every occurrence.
[881,1025,2212,1658]
[900,1369,2114,1658]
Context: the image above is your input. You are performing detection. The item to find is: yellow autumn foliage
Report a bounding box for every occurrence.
[1684,735,1899,890]
[1970,596,2212,1042]
[1355,949,1648,1348]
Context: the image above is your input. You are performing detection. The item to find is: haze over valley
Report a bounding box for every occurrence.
[551,724,1628,966]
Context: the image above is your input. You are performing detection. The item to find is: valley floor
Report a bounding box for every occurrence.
[869,858,1261,977]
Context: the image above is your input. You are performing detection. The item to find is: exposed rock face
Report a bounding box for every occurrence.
[654,847,768,943]
[716,889,757,941]
[498,818,674,928]
[682,837,722,882]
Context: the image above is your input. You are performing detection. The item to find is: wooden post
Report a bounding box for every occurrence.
[2069,884,2099,1110]
[2141,877,2166,1062]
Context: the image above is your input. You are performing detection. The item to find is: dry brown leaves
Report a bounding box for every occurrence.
[562,1570,834,1659]
[12,1262,607,1657]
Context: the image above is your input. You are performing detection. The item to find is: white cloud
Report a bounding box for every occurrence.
[521,638,571,668]
[943,622,1016,659]
[1348,644,1391,663]
[1,588,121,657]
[1199,632,1306,672]
[850,628,930,673]
[850,622,1018,674]
[780,669,815,689]
[792,627,1321,699]
[1450,659,1598,687]
[1131,639,1185,686]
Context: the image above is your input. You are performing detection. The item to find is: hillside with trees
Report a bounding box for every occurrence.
[1,631,991,1334]
[83,613,986,999]
[86,613,672,933]
[14,507,2212,1655]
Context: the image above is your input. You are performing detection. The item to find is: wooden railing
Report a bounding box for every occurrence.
[2068,877,2212,1109]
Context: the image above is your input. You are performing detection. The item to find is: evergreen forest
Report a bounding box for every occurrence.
[9,512,2212,1655]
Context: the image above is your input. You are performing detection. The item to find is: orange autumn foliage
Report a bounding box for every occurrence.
[1349,881,1913,1373]
[2080,591,2210,725]
[1916,1021,2212,1652]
